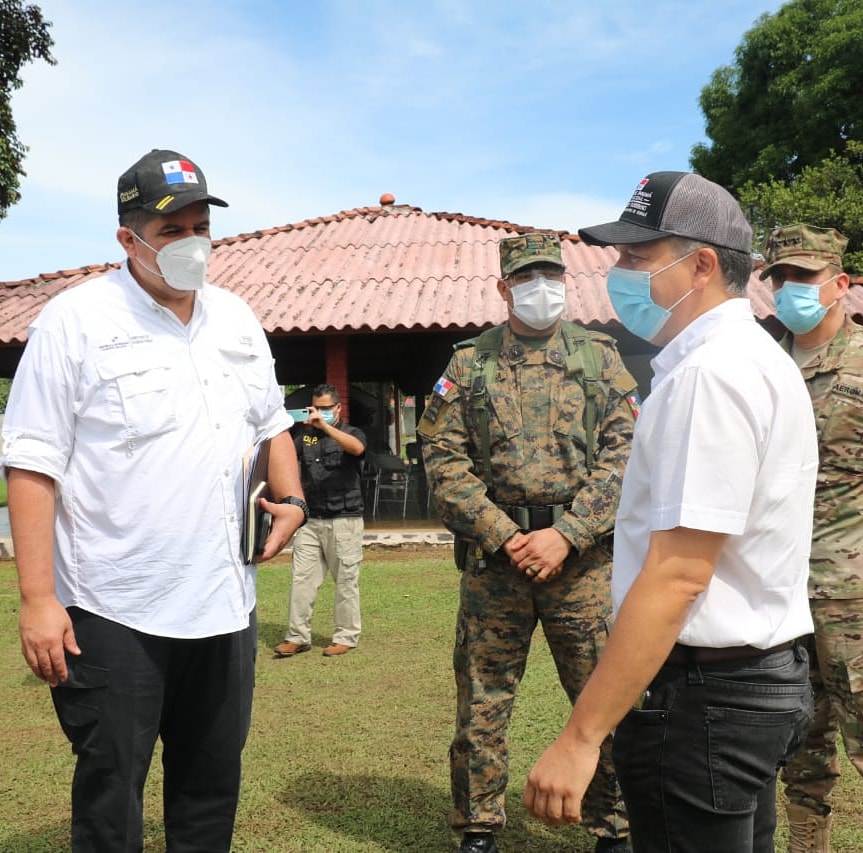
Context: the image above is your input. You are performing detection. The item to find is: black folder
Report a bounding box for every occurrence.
[242,438,272,564]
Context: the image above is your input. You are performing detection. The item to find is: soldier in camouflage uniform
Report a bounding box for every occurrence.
[418,232,637,853]
[760,224,863,853]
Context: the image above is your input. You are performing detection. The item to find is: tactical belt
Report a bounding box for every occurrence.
[665,639,797,667]
[496,503,568,531]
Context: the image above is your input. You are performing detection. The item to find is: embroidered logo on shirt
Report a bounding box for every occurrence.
[97,333,154,352]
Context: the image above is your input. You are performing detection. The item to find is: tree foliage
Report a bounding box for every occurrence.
[0,0,55,220]
[691,0,863,193]
[739,141,863,273]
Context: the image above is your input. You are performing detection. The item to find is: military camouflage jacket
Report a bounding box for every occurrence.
[418,323,637,557]
[784,316,863,598]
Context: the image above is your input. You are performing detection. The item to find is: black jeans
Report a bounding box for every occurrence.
[51,607,257,853]
[612,644,813,853]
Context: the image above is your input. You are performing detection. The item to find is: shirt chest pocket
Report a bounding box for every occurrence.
[321,445,344,470]
[469,388,520,447]
[216,344,274,424]
[95,351,179,442]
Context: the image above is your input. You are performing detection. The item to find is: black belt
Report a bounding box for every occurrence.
[496,503,568,531]
[665,639,797,666]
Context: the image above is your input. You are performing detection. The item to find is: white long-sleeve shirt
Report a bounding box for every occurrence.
[1,262,292,638]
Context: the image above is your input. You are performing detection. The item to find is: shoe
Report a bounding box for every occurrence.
[322,643,353,657]
[787,803,833,852]
[595,838,632,853]
[458,832,498,853]
[273,641,311,658]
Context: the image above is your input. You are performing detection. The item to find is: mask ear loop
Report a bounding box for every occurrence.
[665,287,695,313]
[127,230,166,281]
[649,250,698,315]
[822,273,842,314]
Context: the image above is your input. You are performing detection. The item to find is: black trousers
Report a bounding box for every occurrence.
[613,644,813,853]
[51,607,257,853]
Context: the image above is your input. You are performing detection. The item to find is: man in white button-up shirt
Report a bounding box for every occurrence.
[523,172,818,853]
[1,149,307,852]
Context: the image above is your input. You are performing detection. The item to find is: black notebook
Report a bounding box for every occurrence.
[242,438,272,564]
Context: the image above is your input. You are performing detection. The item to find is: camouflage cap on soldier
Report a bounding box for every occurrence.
[499,232,564,278]
[758,223,848,280]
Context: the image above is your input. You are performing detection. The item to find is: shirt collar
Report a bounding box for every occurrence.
[651,298,755,388]
[117,259,208,323]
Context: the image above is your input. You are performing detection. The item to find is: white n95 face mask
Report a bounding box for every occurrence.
[132,232,212,291]
[510,276,566,330]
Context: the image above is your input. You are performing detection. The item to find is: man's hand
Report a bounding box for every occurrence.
[305,405,325,429]
[522,734,600,825]
[256,497,306,562]
[19,596,80,687]
[503,527,571,583]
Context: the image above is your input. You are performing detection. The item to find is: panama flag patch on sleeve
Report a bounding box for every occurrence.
[433,376,454,398]
[626,392,642,419]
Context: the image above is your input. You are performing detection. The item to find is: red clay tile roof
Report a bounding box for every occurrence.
[1,199,862,345]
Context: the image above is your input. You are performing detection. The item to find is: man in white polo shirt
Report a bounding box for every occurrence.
[1,149,308,852]
[523,171,817,853]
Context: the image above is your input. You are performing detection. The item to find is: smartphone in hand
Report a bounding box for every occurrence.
[287,408,310,423]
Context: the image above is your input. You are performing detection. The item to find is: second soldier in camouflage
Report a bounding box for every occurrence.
[761,223,863,852]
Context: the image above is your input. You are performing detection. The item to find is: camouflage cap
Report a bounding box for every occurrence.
[759,223,848,280]
[499,232,564,278]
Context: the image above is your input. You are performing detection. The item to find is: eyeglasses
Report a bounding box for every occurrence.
[506,267,565,286]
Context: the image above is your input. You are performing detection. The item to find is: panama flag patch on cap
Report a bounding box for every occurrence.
[162,160,199,185]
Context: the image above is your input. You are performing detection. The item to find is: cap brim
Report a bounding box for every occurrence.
[757,256,829,280]
[141,191,229,214]
[578,219,672,247]
[506,255,566,276]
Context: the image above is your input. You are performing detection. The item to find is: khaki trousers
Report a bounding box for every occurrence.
[284,516,363,647]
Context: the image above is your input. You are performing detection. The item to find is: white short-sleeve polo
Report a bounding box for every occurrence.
[612,298,817,648]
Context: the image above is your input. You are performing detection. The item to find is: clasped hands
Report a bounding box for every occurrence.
[502,527,570,583]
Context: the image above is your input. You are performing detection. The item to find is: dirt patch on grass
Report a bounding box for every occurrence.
[363,543,453,561]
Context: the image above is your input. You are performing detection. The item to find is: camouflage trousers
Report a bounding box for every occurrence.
[782,598,863,814]
[450,542,629,839]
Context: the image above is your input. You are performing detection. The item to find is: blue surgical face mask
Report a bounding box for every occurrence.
[605,252,696,342]
[774,276,838,334]
[320,410,337,425]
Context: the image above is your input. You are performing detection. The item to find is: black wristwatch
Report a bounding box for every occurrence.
[278,496,310,526]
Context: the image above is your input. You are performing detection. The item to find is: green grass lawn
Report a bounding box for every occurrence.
[0,477,6,507]
[1,548,862,852]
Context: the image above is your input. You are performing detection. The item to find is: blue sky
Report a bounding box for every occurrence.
[0,0,785,282]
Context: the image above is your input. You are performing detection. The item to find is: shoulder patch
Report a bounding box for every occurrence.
[625,391,642,419]
[433,375,456,398]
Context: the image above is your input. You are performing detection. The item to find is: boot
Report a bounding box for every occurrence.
[458,832,498,853]
[787,803,833,853]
